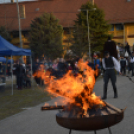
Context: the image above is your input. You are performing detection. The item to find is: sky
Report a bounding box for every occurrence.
[0,0,36,3]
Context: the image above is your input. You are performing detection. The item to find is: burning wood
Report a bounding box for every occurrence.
[41,105,64,110]
[105,102,122,113]
[41,102,123,119]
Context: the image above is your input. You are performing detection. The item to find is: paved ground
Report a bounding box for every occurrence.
[0,74,134,134]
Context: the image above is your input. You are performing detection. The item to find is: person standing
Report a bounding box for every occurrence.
[16,61,25,90]
[116,44,120,60]
[120,56,127,75]
[102,51,121,100]
[25,68,31,88]
[129,52,134,76]
[93,53,101,70]
[103,36,118,59]
[125,42,132,58]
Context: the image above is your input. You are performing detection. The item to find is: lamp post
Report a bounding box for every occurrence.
[16,0,23,48]
[78,8,96,59]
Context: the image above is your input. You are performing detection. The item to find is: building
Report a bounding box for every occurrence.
[96,0,134,50]
[0,0,134,60]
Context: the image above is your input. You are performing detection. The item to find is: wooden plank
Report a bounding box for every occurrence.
[101,109,109,115]
[105,102,122,113]
[107,107,116,114]
[41,105,64,110]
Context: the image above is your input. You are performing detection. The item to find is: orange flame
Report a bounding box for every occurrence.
[35,60,105,113]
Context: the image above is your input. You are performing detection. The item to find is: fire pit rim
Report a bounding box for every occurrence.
[56,109,124,119]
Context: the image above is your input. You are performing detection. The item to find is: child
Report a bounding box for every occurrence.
[25,69,31,88]
[93,53,101,70]
[120,56,127,75]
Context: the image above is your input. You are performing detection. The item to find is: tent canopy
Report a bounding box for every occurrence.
[0,57,6,63]
[0,57,13,63]
[0,36,31,56]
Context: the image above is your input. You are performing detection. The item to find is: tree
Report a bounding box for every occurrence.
[0,26,11,41]
[71,2,111,57]
[29,13,64,59]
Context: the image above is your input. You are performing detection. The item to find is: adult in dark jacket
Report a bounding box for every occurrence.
[102,51,121,99]
[57,58,67,77]
[16,62,25,89]
[125,42,132,58]
[0,63,6,83]
[103,37,118,59]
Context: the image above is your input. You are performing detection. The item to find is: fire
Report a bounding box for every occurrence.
[35,59,106,114]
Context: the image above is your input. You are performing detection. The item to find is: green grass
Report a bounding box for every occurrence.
[0,74,103,121]
[0,80,53,120]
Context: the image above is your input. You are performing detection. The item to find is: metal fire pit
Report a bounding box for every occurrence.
[42,102,125,134]
[56,109,124,131]
[56,103,124,134]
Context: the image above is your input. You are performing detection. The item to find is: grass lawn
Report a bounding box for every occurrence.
[0,74,103,121]
[0,78,53,120]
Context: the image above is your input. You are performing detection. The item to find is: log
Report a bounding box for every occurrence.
[101,109,109,115]
[41,105,64,110]
[106,107,116,114]
[105,102,122,113]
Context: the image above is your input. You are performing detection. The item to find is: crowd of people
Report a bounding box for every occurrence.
[0,60,32,89]
[0,51,133,90]
[0,38,134,95]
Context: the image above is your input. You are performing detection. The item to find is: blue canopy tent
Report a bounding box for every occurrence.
[0,36,31,56]
[0,57,6,63]
[7,59,14,64]
[0,57,14,63]
[0,36,32,95]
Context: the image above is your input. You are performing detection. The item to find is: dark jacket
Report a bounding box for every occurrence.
[103,40,118,59]
[125,44,132,57]
[16,64,25,77]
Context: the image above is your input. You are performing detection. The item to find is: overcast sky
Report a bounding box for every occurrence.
[0,0,36,3]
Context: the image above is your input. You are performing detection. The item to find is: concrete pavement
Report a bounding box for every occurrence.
[0,75,134,134]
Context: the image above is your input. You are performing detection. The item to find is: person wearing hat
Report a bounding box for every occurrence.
[102,51,121,100]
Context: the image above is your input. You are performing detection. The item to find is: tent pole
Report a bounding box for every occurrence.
[30,56,34,90]
[4,57,8,83]
[11,56,13,95]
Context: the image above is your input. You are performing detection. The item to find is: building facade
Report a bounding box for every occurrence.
[0,0,134,61]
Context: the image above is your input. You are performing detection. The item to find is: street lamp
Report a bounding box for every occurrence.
[16,0,23,49]
[78,8,96,59]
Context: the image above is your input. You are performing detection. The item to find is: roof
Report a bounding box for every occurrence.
[0,0,134,31]
[95,0,134,24]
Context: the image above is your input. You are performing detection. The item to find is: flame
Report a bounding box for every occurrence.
[35,59,105,113]
[55,102,57,107]
[44,103,49,107]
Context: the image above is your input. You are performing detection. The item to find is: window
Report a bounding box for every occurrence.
[115,24,124,31]
[63,28,70,34]
[22,31,29,37]
[12,31,19,38]
[110,24,114,31]
[19,5,26,19]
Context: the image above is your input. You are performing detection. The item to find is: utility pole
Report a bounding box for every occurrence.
[16,0,23,48]
[78,8,96,59]
[86,10,91,59]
